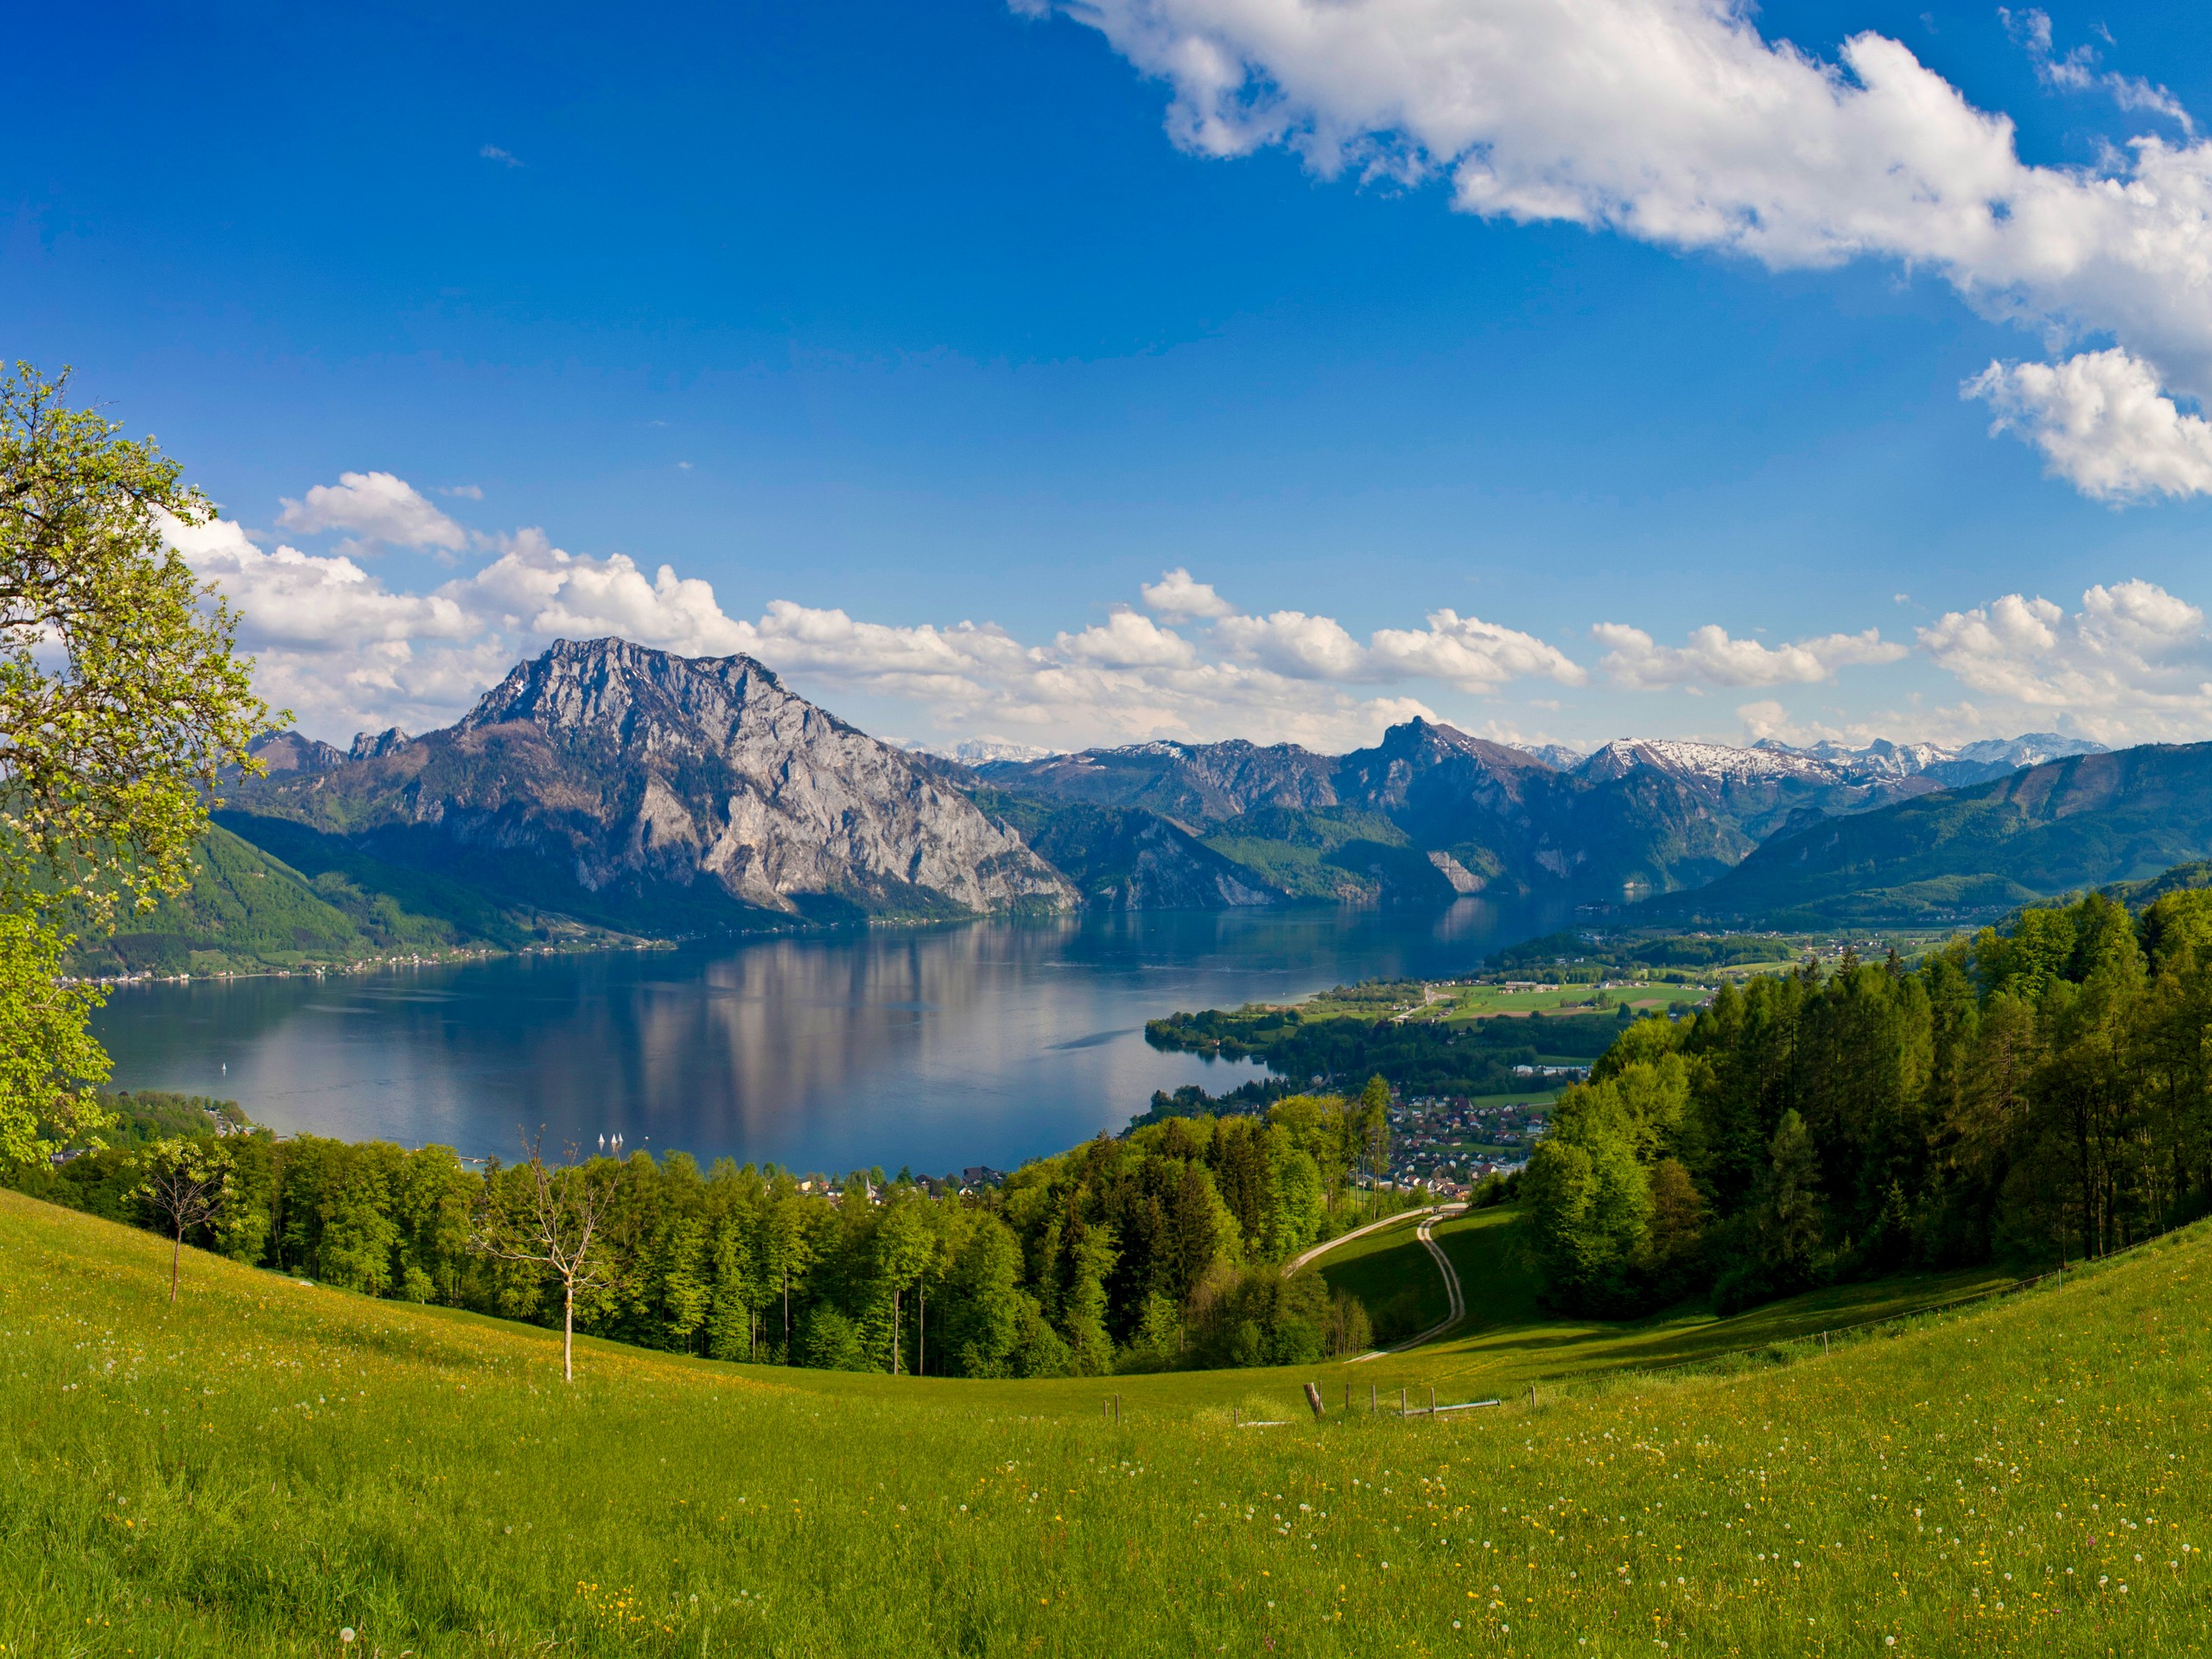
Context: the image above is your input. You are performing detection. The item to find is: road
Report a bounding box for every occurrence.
[1284,1203,1469,1359]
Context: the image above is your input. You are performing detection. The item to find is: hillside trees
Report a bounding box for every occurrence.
[13,1088,1417,1377]
[1526,887,2212,1316]
[0,365,264,1166]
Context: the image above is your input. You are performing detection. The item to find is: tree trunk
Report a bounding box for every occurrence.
[891,1287,900,1376]
[563,1278,575,1383]
[918,1281,925,1377]
[170,1223,183,1305]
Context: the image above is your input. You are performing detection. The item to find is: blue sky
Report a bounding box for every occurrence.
[9,0,2212,753]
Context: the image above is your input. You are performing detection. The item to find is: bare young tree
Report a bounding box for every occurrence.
[133,1138,234,1304]
[468,1130,617,1382]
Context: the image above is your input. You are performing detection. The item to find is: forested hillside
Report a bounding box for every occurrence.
[65,821,607,977]
[11,1090,1414,1377]
[1526,883,2212,1317]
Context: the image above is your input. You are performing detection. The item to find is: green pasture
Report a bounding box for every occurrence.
[5,1187,2209,1656]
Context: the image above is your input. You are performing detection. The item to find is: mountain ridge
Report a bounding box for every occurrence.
[226,638,1081,932]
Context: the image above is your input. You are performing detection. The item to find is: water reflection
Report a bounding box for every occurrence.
[92,899,1563,1175]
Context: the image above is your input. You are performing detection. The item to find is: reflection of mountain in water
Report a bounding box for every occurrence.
[91,902,1561,1175]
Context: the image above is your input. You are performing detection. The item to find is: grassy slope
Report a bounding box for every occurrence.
[1307,1211,1451,1342]
[6,1188,2209,1656]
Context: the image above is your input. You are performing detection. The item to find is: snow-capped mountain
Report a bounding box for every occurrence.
[1580,738,1841,785]
[904,738,1065,766]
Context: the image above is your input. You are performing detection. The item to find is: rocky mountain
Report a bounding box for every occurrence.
[245,730,346,776]
[977,720,2117,906]
[983,718,1746,902]
[1649,742,2212,924]
[977,739,1341,828]
[210,646,2128,936]
[225,639,1080,931]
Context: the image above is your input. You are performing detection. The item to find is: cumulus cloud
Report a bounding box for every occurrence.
[1918,579,2212,740]
[1369,611,1589,694]
[276,470,469,553]
[1034,0,2212,497]
[1966,350,2212,500]
[1139,567,1235,620]
[176,477,1560,749]
[1595,623,1907,690]
[1058,608,1198,669]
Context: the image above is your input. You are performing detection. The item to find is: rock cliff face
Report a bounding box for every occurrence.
[231,639,1078,928]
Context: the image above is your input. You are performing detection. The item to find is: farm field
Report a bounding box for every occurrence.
[4,1186,2207,1656]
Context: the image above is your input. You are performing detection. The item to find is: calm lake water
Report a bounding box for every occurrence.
[91,899,1566,1176]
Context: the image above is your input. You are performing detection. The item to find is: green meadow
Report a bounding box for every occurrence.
[6,1189,2209,1656]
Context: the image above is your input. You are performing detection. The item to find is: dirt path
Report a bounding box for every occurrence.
[1284,1202,1471,1360]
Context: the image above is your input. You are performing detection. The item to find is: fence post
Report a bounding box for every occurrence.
[1370,1382,1376,1414]
[1526,1383,1535,1411]
[1233,1406,1239,1428]
[1305,1382,1325,1421]
[1821,1331,1829,1357]
[1399,1387,1407,1418]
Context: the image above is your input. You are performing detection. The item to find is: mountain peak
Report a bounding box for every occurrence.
[459,637,806,752]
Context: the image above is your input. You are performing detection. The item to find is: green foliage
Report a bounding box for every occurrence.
[5,1091,1413,1377]
[1529,887,2212,1319]
[0,913,111,1166]
[1494,925,1808,976]
[0,364,265,927]
[0,365,264,1169]
[1145,999,1626,1096]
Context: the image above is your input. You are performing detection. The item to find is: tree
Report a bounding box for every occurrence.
[469,1134,619,1382]
[133,1138,234,1303]
[0,365,266,1167]
[873,1199,937,1375]
[0,914,111,1167]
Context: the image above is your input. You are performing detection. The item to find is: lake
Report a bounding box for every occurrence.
[90,899,1566,1176]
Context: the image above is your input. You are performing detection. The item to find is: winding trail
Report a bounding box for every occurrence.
[1286,1202,1470,1359]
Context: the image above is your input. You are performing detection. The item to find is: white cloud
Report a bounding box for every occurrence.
[480,144,524,168]
[1212,606,1586,692]
[161,512,472,649]
[1139,567,1235,620]
[1966,350,2212,500]
[1037,0,2212,497]
[1918,579,2212,740]
[199,469,2212,755]
[460,529,753,657]
[1057,608,1198,668]
[1369,610,1589,693]
[1214,609,1369,679]
[276,470,469,553]
[1595,623,1907,690]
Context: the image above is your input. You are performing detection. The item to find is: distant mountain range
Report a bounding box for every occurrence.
[1648,743,2212,925]
[973,726,2107,904]
[104,636,2158,973]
